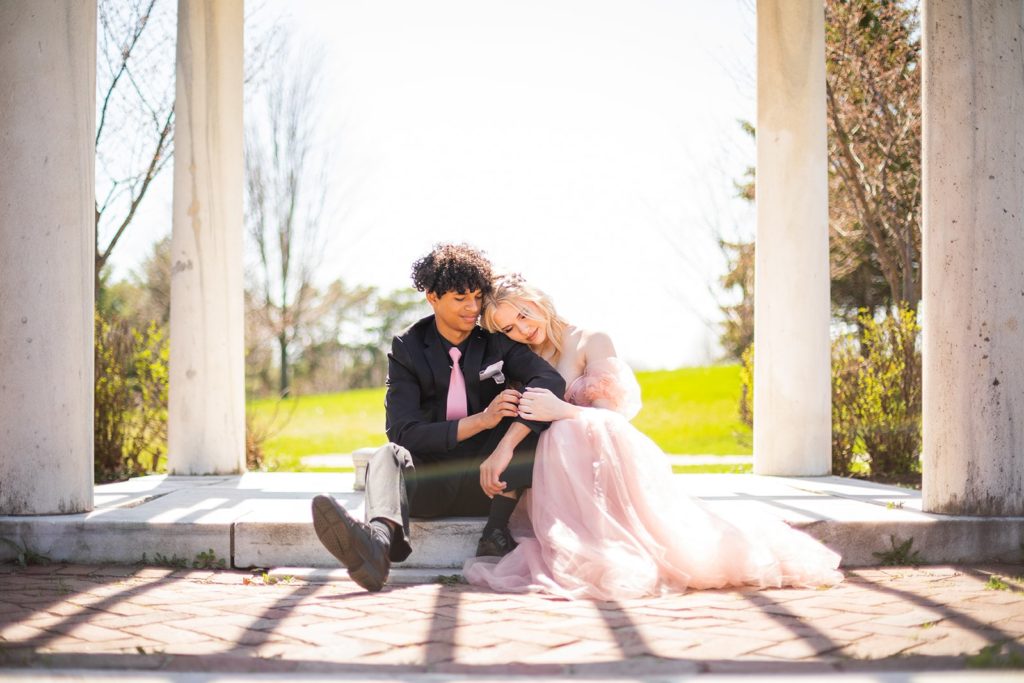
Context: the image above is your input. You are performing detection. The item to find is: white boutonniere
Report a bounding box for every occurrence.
[479,361,506,384]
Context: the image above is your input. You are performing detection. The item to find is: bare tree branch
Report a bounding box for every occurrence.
[245,38,332,396]
[98,107,174,272]
[96,0,157,147]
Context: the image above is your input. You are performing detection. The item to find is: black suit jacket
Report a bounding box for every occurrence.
[385,315,566,463]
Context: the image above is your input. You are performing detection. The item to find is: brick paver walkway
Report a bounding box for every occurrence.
[1,563,1023,677]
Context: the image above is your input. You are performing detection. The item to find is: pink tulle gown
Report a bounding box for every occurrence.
[464,358,843,600]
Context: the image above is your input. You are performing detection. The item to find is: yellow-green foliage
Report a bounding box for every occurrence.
[738,345,754,429]
[94,315,168,482]
[831,336,861,476]
[738,307,921,479]
[832,307,921,478]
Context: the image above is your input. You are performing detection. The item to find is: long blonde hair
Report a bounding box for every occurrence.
[482,273,569,363]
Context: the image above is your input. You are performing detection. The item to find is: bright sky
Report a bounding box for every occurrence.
[114,0,756,370]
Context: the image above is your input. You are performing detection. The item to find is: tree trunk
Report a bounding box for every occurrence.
[278,332,289,397]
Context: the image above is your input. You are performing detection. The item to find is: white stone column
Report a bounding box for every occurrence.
[0,2,96,514]
[168,0,246,474]
[753,0,832,476]
[922,0,1024,515]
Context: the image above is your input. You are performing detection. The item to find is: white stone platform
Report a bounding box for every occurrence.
[0,473,1021,570]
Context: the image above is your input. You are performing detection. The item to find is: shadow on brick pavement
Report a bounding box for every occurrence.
[1,562,1023,680]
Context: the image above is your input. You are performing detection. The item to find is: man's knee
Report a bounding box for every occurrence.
[369,443,413,473]
[502,455,535,491]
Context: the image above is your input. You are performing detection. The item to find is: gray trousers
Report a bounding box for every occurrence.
[364,436,538,562]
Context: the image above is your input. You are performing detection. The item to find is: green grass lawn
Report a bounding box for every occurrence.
[248,364,752,471]
[633,365,752,455]
[248,387,388,471]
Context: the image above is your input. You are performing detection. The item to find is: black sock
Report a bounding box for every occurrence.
[369,519,393,549]
[483,494,518,536]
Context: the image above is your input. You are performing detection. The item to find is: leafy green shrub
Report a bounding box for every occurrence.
[737,306,921,480]
[94,314,169,483]
[832,307,921,479]
[738,345,754,430]
[95,315,134,482]
[831,334,863,475]
[859,307,922,478]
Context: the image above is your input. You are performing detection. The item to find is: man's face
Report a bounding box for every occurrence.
[427,289,483,342]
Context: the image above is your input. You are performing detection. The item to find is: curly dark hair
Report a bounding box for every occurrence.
[410,243,494,295]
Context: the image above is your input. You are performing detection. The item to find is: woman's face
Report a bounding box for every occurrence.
[491,299,547,347]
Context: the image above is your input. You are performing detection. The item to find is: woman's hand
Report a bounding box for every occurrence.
[518,387,579,422]
[480,389,521,429]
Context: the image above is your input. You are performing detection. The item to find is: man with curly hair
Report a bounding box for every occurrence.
[312,243,565,591]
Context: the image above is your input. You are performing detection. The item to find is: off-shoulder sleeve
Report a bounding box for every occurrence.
[566,357,642,420]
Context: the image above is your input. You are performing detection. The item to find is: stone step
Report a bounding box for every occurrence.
[1,670,1019,682]
[0,473,1022,570]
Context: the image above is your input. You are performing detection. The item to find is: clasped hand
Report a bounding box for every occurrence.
[517,387,575,422]
[480,388,522,428]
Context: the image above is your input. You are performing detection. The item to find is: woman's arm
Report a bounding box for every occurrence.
[579,330,619,411]
[500,336,567,429]
[517,329,621,420]
[517,387,581,422]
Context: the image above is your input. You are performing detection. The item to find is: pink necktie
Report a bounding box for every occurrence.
[446,347,468,421]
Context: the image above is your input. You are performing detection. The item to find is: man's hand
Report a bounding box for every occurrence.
[479,445,514,498]
[455,389,521,442]
[479,389,522,430]
[518,387,578,422]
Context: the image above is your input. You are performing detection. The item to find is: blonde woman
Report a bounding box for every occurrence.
[464,273,842,599]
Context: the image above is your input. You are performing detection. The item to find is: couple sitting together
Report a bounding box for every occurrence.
[312,243,842,599]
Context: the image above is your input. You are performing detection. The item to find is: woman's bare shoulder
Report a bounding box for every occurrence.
[577,328,617,361]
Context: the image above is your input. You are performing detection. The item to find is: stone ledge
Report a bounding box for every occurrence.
[0,473,1021,570]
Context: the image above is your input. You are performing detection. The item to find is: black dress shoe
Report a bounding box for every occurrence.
[311,494,390,591]
[475,527,518,557]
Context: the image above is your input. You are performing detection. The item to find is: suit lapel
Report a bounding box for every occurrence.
[464,328,485,415]
[424,321,452,421]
